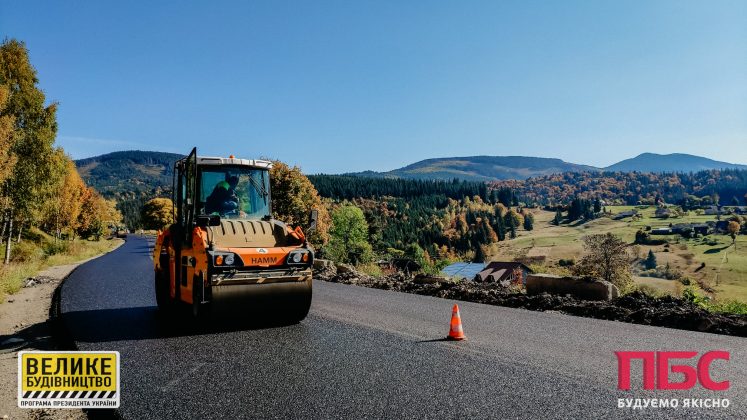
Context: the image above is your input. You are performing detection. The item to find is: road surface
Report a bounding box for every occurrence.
[61,236,745,419]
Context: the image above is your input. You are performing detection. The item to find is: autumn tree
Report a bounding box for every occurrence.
[269,161,330,247]
[326,204,372,264]
[0,84,16,196]
[0,39,63,228]
[574,233,632,291]
[44,158,86,239]
[77,189,121,239]
[728,221,740,249]
[504,209,523,231]
[140,198,174,231]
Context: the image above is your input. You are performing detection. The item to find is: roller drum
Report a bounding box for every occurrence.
[209,277,312,322]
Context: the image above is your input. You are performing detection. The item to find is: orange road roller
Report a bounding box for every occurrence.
[153,148,316,322]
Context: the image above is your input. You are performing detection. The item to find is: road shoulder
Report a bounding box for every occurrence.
[0,240,124,420]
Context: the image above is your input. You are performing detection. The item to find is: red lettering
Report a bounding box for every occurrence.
[698,351,730,391]
[616,351,655,390]
[656,351,697,390]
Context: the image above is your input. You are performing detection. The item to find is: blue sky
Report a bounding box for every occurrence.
[1,0,745,173]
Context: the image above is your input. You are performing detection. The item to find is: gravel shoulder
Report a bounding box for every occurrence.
[0,240,124,420]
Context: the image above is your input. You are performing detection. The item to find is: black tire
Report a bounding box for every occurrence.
[154,269,171,311]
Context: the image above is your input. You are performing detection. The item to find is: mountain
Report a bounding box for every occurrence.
[75,150,183,228]
[356,156,597,181]
[604,153,747,173]
[76,150,182,195]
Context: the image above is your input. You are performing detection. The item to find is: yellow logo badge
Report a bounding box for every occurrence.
[18,351,120,408]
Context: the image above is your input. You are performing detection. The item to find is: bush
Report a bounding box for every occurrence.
[558,258,575,267]
[10,241,44,263]
[635,284,666,298]
[43,241,70,256]
[637,264,684,281]
[357,263,383,277]
[682,287,710,308]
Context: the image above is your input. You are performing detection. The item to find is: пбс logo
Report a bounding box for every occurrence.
[616,351,729,391]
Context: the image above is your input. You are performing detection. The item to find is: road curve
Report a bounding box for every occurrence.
[60,236,745,419]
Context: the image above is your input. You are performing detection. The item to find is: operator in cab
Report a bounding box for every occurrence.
[205,174,241,216]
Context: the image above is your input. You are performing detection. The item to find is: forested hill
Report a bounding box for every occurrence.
[353,156,596,181]
[606,153,747,173]
[75,151,182,228]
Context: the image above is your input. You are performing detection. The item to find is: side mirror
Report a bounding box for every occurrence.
[196,214,221,228]
[308,209,318,232]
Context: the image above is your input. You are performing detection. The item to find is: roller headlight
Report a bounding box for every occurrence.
[212,252,241,267]
[287,249,311,265]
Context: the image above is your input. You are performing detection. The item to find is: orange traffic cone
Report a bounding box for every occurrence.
[446,304,466,340]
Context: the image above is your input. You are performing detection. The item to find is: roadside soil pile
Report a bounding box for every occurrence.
[316,268,747,337]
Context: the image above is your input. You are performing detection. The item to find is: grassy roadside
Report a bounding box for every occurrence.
[0,228,121,302]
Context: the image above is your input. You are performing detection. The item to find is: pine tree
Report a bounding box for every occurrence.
[553,209,563,226]
[523,213,534,231]
[509,224,516,239]
[644,249,657,270]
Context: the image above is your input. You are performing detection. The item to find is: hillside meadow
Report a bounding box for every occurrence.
[491,206,747,303]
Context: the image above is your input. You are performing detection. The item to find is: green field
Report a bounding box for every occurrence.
[490,206,747,303]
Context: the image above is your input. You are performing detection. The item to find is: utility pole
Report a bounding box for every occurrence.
[4,210,12,265]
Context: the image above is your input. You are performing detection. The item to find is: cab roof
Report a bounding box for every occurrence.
[196,156,273,169]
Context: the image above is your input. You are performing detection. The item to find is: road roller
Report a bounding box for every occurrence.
[152,148,316,322]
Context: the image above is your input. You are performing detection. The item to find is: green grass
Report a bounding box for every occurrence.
[356,262,384,277]
[0,261,41,297]
[0,229,121,302]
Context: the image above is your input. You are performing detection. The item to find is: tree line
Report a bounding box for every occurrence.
[308,175,490,201]
[1,39,121,263]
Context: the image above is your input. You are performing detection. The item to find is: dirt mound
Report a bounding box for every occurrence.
[316,270,747,337]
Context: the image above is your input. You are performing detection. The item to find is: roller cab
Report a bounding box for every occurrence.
[153,148,316,322]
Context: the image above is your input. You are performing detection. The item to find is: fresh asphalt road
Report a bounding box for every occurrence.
[61,236,746,419]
